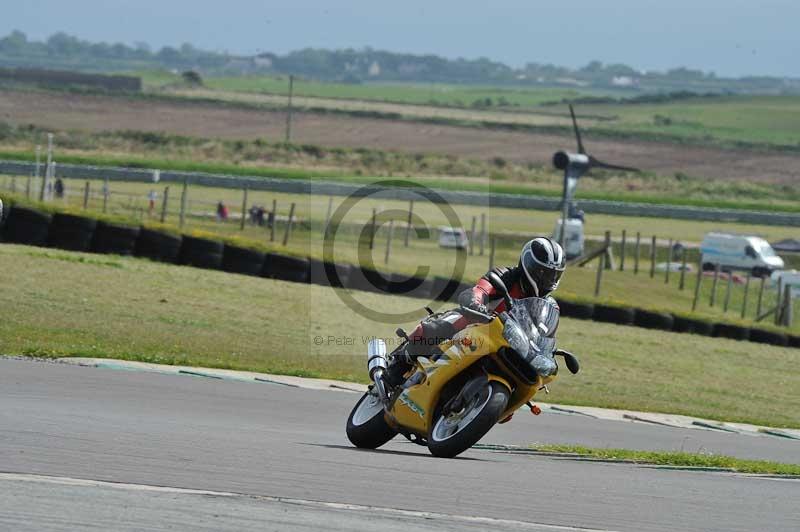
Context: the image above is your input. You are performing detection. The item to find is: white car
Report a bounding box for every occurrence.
[700,232,784,276]
[438,227,469,250]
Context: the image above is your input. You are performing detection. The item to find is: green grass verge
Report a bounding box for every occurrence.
[527,445,800,475]
[3,190,799,333]
[0,243,798,428]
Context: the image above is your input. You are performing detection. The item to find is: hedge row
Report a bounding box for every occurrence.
[2,205,796,349]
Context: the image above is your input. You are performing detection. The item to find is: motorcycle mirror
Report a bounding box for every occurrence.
[485,271,513,309]
[555,350,580,374]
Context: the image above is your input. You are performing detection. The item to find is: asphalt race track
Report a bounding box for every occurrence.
[1,359,798,531]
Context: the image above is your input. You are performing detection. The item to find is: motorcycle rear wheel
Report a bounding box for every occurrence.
[428,381,510,458]
[346,390,397,449]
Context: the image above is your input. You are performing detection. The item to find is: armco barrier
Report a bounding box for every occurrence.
[2,160,799,227]
[222,245,265,277]
[178,236,224,270]
[48,213,97,252]
[1,206,50,246]
[134,229,182,263]
[91,221,140,256]
[1,205,796,348]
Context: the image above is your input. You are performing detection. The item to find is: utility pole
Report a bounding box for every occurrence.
[285,75,294,143]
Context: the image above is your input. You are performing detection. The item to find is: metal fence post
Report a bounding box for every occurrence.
[775,277,783,325]
[665,239,673,284]
[270,199,277,242]
[691,259,703,311]
[741,274,751,319]
[634,232,641,274]
[282,202,296,246]
[649,235,656,278]
[384,219,394,264]
[404,200,413,247]
[723,274,733,312]
[594,252,605,297]
[160,186,169,223]
[369,208,377,250]
[619,229,626,271]
[179,179,188,229]
[709,263,721,307]
[82,181,90,209]
[469,216,476,256]
[240,187,248,230]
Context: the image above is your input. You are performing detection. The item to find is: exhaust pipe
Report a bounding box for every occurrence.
[367,338,390,404]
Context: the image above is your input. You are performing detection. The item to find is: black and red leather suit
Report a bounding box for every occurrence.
[404,265,558,357]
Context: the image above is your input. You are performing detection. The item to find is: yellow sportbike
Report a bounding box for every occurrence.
[346,272,580,458]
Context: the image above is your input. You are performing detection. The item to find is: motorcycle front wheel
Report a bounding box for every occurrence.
[346,390,397,449]
[428,381,510,458]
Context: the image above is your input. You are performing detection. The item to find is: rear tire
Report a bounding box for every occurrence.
[346,390,396,449]
[428,381,509,458]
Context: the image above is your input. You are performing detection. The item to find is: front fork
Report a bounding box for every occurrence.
[367,338,391,406]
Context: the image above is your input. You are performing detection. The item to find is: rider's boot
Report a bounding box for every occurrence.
[385,344,414,387]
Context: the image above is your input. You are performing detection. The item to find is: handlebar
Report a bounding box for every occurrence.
[459,306,494,322]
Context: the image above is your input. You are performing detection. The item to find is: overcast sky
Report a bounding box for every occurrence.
[3,0,798,77]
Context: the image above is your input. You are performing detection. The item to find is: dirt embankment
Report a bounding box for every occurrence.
[1,89,798,184]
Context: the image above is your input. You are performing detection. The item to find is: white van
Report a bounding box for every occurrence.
[552,218,585,259]
[700,232,784,276]
[438,226,469,250]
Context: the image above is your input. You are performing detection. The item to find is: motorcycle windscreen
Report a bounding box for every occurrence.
[508,297,560,340]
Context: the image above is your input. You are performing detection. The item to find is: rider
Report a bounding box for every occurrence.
[386,236,567,385]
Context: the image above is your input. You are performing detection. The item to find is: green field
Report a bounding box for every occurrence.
[140,70,590,108]
[1,243,798,428]
[583,95,800,147]
[139,71,800,150]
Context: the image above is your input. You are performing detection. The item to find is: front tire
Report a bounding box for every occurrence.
[428,381,510,458]
[346,390,397,449]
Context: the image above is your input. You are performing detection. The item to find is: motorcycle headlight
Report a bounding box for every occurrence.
[531,354,557,378]
[503,320,529,359]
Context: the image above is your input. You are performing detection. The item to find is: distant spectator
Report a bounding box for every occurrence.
[672,241,684,261]
[54,178,64,199]
[256,205,266,226]
[216,200,229,221]
[147,190,158,216]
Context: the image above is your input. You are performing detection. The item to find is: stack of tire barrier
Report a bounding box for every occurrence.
[1,204,797,350]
